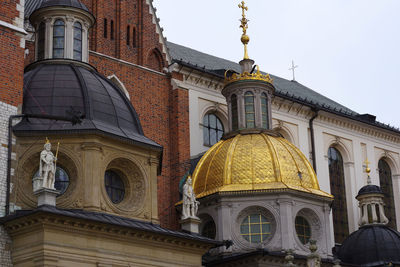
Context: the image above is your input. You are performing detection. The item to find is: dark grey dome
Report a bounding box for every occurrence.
[15,60,161,150]
[357,184,383,198]
[39,0,89,12]
[337,225,400,266]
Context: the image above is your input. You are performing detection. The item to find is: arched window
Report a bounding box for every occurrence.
[127,25,130,45]
[378,159,397,229]
[73,22,82,61]
[328,147,349,244]
[231,94,238,131]
[202,220,216,239]
[261,93,268,128]
[203,113,224,146]
[245,91,255,128]
[37,22,45,60]
[53,19,65,58]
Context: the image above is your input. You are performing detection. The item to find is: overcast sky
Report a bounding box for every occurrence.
[153,0,400,128]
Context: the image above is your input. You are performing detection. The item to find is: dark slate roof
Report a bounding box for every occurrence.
[0,205,220,245]
[167,42,400,134]
[14,60,161,151]
[337,225,400,266]
[25,0,89,19]
[167,41,356,115]
[357,184,383,198]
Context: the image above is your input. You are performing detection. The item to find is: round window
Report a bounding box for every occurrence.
[240,214,271,243]
[202,220,216,239]
[104,170,125,204]
[33,166,70,195]
[295,216,311,244]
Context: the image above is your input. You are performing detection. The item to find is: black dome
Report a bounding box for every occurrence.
[337,225,400,266]
[38,0,89,12]
[15,60,161,150]
[357,184,383,198]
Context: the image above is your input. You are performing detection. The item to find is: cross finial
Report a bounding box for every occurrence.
[289,60,298,81]
[238,1,250,59]
[364,158,372,184]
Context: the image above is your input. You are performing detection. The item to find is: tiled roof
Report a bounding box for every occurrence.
[167,41,356,115]
[167,41,400,133]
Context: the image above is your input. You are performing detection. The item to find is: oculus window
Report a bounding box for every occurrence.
[104,170,125,204]
[295,216,311,244]
[203,113,224,146]
[34,166,69,195]
[53,20,65,58]
[240,214,271,243]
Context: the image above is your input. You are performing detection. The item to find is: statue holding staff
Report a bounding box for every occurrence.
[39,138,59,190]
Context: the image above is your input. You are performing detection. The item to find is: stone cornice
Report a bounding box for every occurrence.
[271,98,400,145]
[0,19,27,35]
[3,211,215,251]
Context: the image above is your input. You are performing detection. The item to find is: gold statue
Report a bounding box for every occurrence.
[238,1,250,59]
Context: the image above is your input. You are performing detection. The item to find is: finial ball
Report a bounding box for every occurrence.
[241,34,249,45]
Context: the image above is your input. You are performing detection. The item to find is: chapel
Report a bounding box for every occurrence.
[0,0,400,266]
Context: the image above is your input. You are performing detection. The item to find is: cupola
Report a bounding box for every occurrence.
[223,1,274,132]
[29,0,95,62]
[336,161,400,266]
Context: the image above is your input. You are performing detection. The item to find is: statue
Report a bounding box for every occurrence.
[39,138,58,190]
[182,177,199,219]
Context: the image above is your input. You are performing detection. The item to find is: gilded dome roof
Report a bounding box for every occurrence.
[192,133,332,199]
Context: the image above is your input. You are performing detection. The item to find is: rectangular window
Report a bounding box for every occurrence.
[111,20,114,40]
[103,18,107,38]
[127,25,130,45]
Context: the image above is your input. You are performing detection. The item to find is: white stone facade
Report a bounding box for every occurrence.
[174,64,400,251]
[0,102,17,266]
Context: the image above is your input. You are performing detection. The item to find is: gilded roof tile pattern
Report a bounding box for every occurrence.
[192,133,332,198]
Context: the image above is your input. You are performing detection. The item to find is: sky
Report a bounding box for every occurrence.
[152,0,400,128]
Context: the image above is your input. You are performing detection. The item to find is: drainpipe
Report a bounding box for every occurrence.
[309,108,319,173]
[5,113,83,215]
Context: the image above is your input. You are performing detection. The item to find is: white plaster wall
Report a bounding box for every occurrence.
[181,73,400,252]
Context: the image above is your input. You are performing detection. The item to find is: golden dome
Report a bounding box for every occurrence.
[192,133,332,199]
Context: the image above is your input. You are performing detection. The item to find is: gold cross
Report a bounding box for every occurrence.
[238,1,248,18]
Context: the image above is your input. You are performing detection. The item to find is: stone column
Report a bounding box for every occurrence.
[44,18,53,59]
[278,197,295,250]
[65,16,74,59]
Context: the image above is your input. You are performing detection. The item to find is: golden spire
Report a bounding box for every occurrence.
[238,1,250,59]
[364,158,372,184]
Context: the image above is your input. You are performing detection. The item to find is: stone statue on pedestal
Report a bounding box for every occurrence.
[35,138,58,190]
[182,177,199,219]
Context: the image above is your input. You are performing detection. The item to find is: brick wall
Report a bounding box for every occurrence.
[0,0,25,265]
[22,0,189,230]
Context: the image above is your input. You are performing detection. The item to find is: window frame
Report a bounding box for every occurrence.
[73,21,83,61]
[202,113,224,147]
[244,91,255,128]
[52,19,65,59]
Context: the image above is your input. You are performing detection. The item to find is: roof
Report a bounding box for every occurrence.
[337,225,400,266]
[0,205,220,245]
[357,184,383,198]
[25,0,89,19]
[14,60,162,151]
[167,41,400,134]
[192,132,333,199]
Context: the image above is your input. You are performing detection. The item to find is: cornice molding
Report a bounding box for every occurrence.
[4,212,213,251]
